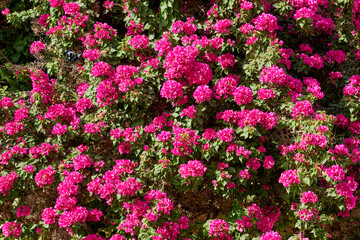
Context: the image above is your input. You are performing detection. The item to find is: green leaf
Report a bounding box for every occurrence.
[303,177,311,186]
[10,52,21,63]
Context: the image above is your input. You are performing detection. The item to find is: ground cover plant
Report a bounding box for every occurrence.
[1,0,360,239]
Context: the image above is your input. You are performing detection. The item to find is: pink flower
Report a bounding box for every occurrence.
[303,77,324,99]
[325,50,346,64]
[35,166,56,187]
[218,53,235,68]
[83,49,103,61]
[160,80,183,100]
[179,160,207,178]
[104,0,114,9]
[51,123,68,135]
[213,19,232,33]
[299,43,313,53]
[63,2,80,15]
[73,154,94,170]
[257,88,275,100]
[157,131,172,142]
[279,169,300,187]
[30,41,46,54]
[118,142,131,154]
[325,165,346,181]
[218,162,229,170]
[260,65,287,85]
[253,13,278,33]
[0,172,18,196]
[260,231,282,240]
[82,234,106,240]
[155,33,172,56]
[240,1,254,10]
[208,219,232,239]
[291,100,314,118]
[77,82,90,97]
[263,155,275,169]
[297,209,313,221]
[203,128,217,140]
[238,169,250,179]
[240,23,254,34]
[234,86,253,105]
[297,53,324,69]
[178,216,189,229]
[116,177,142,196]
[246,36,258,45]
[236,216,252,232]
[1,8,10,15]
[213,76,238,98]
[294,7,315,19]
[16,205,31,218]
[181,105,197,118]
[76,98,94,113]
[91,61,112,77]
[301,191,318,203]
[246,158,261,170]
[217,128,234,142]
[24,165,34,172]
[38,14,50,28]
[193,85,212,103]
[207,4,218,17]
[128,35,149,49]
[48,0,64,8]
[109,234,126,240]
[1,222,22,238]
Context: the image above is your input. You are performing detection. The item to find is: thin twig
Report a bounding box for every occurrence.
[0,50,13,66]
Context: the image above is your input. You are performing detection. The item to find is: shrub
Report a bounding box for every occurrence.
[1,0,360,239]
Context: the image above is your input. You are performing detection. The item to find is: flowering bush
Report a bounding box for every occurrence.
[1,0,360,239]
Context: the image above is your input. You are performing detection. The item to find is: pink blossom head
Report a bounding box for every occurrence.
[208,219,231,239]
[35,166,56,187]
[257,88,275,100]
[218,53,235,68]
[38,14,51,28]
[260,65,287,85]
[193,85,212,103]
[30,41,46,54]
[179,160,207,178]
[48,0,64,8]
[160,80,183,100]
[104,0,114,9]
[91,61,112,77]
[325,165,346,181]
[24,165,34,172]
[291,100,314,118]
[202,128,217,140]
[63,2,80,15]
[213,19,232,33]
[213,76,238,98]
[16,205,31,218]
[128,35,149,49]
[1,8,10,15]
[233,86,253,105]
[253,13,279,33]
[301,191,318,203]
[217,128,234,142]
[263,155,275,169]
[279,169,300,187]
[260,231,282,240]
[1,222,22,238]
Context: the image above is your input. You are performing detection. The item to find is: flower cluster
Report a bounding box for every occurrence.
[30,41,46,54]
[179,160,207,178]
[2,0,360,239]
